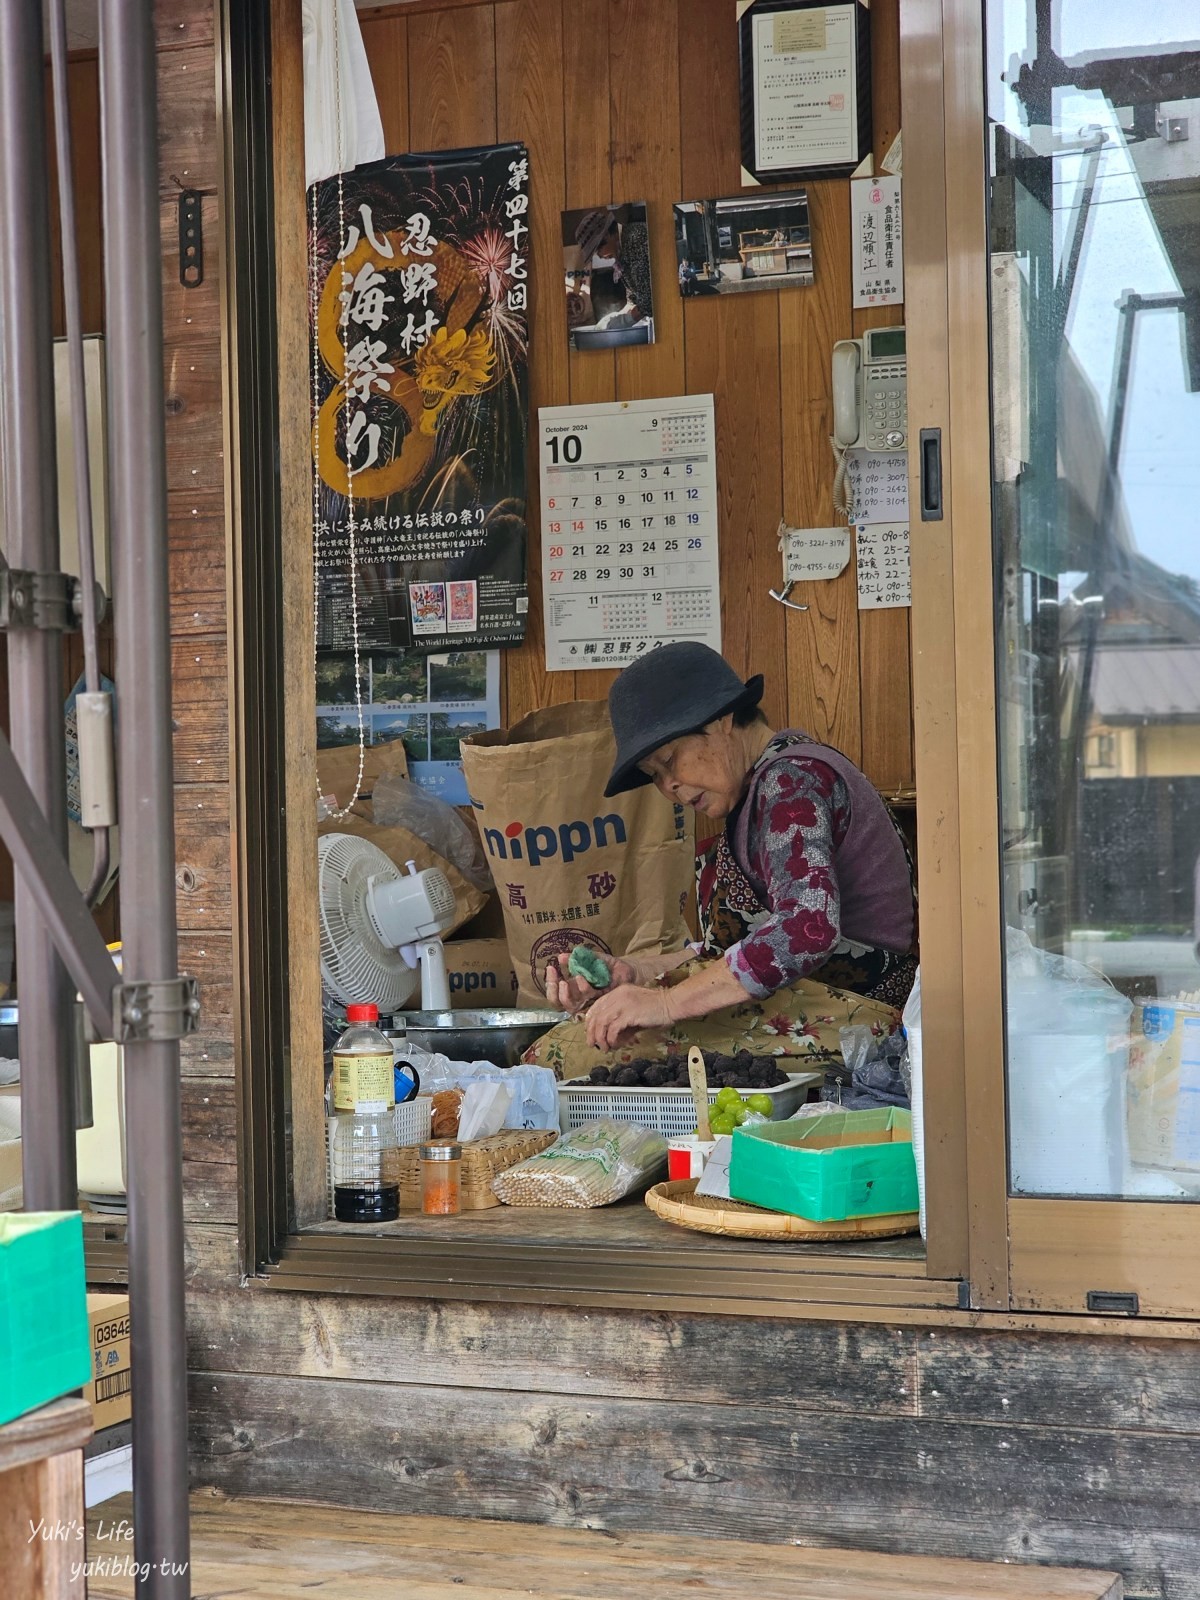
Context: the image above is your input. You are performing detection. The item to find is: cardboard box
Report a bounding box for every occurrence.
[86,1292,132,1431]
[444,938,519,1009]
[729,1107,918,1222]
[0,1212,91,1426]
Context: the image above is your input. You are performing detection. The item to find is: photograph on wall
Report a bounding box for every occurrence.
[674,189,812,297]
[562,201,655,349]
[309,141,531,658]
[316,649,501,806]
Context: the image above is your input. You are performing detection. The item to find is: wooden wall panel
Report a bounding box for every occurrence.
[406,7,498,149]
[365,17,411,152]
[155,43,220,197]
[496,0,574,719]
[780,182,861,760]
[680,0,786,736]
[563,0,615,420]
[359,0,912,781]
[155,2,237,1228]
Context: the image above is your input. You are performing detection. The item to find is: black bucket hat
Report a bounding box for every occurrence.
[604,642,764,796]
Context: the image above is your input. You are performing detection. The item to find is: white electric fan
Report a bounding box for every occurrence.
[318,834,458,1013]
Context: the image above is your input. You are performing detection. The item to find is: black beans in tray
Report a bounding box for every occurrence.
[584,1051,789,1089]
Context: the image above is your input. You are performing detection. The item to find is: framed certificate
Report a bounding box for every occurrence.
[738,0,872,185]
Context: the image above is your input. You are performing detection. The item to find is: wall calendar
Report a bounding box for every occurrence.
[538,395,721,672]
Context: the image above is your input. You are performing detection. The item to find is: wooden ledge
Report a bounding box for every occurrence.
[86,1490,1122,1600]
[0,1398,93,1477]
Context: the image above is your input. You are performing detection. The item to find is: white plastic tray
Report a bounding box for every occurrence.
[557,1071,822,1137]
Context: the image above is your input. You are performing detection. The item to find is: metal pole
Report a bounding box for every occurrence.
[99,4,191,1593]
[47,0,113,910]
[0,0,77,1209]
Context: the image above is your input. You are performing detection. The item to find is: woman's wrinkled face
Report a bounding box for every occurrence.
[638,716,749,819]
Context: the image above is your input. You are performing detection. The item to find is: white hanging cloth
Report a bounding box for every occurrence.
[302,0,386,189]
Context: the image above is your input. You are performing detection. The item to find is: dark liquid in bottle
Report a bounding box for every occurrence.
[334,1183,400,1223]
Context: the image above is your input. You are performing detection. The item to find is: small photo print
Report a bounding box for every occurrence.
[316,710,363,749]
[447,579,478,632]
[316,657,366,706]
[562,201,655,350]
[372,711,430,762]
[428,651,488,703]
[370,653,428,705]
[674,189,812,297]
[409,581,447,636]
[430,710,490,761]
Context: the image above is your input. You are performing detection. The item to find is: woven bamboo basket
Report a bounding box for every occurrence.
[385,1128,558,1211]
[644,1178,920,1241]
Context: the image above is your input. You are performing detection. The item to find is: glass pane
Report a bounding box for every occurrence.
[987,2,1200,1198]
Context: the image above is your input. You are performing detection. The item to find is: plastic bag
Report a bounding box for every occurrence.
[833,1025,910,1109]
[1004,928,1131,1197]
[901,968,927,1239]
[372,774,491,889]
[401,1048,560,1132]
[491,1119,666,1208]
[457,1080,513,1142]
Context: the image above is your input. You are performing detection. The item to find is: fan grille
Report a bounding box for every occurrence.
[318,835,419,1011]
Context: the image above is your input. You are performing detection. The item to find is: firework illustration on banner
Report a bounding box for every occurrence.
[309,142,530,656]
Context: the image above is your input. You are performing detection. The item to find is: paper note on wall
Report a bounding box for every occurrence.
[851,175,904,307]
[856,523,911,609]
[783,527,850,582]
[846,451,909,523]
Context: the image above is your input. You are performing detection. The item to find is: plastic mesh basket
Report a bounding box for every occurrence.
[557,1074,816,1137]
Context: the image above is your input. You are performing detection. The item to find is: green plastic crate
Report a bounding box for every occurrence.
[0,1211,91,1426]
[729,1107,918,1222]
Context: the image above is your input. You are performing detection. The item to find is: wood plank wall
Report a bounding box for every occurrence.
[137,7,1200,1595]
[152,1,239,1230]
[358,0,913,794]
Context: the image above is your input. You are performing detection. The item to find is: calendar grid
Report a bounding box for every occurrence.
[539,396,721,672]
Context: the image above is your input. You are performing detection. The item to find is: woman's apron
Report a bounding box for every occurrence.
[523,827,911,1081]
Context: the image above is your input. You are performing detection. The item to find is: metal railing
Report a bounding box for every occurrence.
[0,2,191,1592]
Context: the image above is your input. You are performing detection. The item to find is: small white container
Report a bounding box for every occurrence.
[667,1135,717,1181]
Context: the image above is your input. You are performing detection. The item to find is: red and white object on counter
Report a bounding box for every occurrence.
[667,1135,717,1181]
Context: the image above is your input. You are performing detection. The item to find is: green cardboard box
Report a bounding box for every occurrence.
[729,1107,918,1222]
[0,1211,91,1426]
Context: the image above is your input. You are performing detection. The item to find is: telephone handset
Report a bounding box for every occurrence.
[830,325,907,520]
[831,325,908,451]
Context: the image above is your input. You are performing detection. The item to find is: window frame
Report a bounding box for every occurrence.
[224,0,991,1320]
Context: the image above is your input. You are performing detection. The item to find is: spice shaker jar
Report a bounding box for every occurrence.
[420,1141,463,1215]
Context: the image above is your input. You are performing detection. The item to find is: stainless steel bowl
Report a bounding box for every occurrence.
[385,1008,565,1067]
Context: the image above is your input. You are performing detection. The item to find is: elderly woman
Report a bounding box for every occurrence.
[539,642,916,1067]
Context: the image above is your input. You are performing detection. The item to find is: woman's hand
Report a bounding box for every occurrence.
[585,983,672,1052]
[545,952,642,1016]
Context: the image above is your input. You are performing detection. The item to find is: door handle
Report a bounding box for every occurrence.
[919,427,943,521]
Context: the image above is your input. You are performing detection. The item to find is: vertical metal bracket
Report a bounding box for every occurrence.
[178,189,203,287]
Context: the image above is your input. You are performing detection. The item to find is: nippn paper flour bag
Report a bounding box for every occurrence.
[462,701,693,1005]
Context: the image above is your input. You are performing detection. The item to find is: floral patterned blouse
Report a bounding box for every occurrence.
[706,750,853,1000]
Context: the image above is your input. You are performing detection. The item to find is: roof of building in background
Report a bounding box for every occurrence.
[1082,645,1200,721]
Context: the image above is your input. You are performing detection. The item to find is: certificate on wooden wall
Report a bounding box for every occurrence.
[737,0,872,185]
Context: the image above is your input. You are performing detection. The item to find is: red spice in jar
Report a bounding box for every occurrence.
[420,1141,462,1215]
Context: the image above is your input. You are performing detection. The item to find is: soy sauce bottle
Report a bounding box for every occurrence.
[330,1004,399,1223]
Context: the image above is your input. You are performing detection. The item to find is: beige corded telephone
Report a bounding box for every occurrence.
[830,324,907,518]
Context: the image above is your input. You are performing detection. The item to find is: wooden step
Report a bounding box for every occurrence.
[85,1490,1121,1600]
